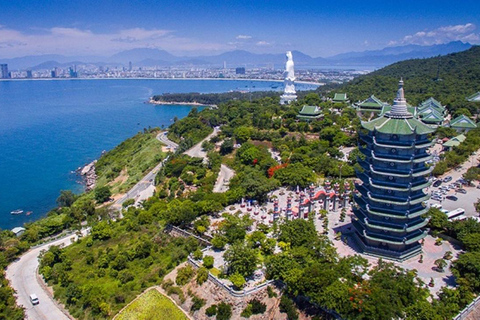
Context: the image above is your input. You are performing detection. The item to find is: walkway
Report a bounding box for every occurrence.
[213,164,235,193]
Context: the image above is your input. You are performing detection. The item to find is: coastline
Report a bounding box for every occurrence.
[147,98,217,107]
[0,77,323,87]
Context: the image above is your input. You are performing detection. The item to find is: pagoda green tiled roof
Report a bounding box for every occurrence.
[362,115,435,135]
[443,134,466,147]
[467,92,480,102]
[299,105,321,115]
[418,109,444,123]
[357,95,386,109]
[450,114,477,129]
[333,93,348,101]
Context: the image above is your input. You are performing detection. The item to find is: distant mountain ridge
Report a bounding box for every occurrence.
[1,41,473,70]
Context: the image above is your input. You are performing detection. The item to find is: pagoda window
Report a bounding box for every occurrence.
[391,148,397,154]
[392,134,398,141]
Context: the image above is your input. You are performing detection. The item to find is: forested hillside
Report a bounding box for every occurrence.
[326,46,480,114]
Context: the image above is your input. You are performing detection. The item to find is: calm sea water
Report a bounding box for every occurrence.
[0,79,317,229]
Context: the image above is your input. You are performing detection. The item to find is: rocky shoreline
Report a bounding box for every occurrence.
[79,160,97,191]
[147,97,216,107]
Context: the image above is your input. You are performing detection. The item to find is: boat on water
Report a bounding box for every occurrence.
[11,209,23,215]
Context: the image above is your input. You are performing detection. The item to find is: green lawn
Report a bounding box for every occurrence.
[115,289,188,320]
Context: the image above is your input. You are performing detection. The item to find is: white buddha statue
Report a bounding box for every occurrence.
[280,51,297,104]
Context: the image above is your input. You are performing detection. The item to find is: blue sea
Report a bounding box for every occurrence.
[0,79,317,229]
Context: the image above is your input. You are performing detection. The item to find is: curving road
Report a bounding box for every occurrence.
[184,126,220,159]
[6,230,88,320]
[213,164,235,193]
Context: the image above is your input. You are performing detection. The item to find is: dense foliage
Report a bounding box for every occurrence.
[326,46,480,115]
[152,91,280,106]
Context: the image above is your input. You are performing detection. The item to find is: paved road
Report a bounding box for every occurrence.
[213,164,235,193]
[6,230,88,320]
[184,127,220,159]
[112,156,170,211]
[156,132,178,151]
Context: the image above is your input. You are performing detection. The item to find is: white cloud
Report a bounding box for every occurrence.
[0,26,229,58]
[256,40,271,46]
[236,34,252,40]
[389,23,480,46]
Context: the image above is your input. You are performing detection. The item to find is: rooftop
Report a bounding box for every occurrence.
[450,114,477,129]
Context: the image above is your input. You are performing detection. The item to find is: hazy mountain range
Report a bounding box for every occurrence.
[1,41,472,70]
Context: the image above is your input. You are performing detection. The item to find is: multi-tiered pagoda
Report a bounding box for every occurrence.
[352,79,435,261]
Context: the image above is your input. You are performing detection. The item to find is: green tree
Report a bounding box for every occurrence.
[94,186,111,203]
[56,190,77,207]
[216,302,232,320]
[229,273,246,290]
[224,242,259,277]
[196,267,209,285]
[203,255,214,269]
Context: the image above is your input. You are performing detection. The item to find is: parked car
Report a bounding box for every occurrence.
[446,195,458,201]
[433,180,443,187]
[457,189,467,194]
[443,176,453,183]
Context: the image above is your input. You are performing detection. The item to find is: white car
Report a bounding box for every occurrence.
[29,294,39,305]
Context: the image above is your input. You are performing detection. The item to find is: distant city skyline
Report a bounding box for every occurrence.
[0,0,479,58]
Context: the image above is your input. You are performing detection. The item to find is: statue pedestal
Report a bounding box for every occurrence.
[280,93,297,105]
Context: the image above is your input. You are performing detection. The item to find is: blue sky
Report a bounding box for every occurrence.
[0,0,479,58]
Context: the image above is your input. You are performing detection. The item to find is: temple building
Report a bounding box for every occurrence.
[355,95,388,114]
[467,92,480,102]
[417,97,447,125]
[353,79,434,261]
[296,105,323,121]
[333,93,349,103]
[449,114,477,133]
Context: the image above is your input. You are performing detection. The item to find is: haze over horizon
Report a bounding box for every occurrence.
[1,0,480,59]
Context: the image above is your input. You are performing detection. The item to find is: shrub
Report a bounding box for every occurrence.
[217,302,232,320]
[250,299,266,314]
[205,304,217,317]
[176,265,195,286]
[190,295,206,311]
[229,273,246,290]
[193,249,203,260]
[196,267,209,285]
[203,255,214,269]
[280,296,298,320]
[267,286,277,298]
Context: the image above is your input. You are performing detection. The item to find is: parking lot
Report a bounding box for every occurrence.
[426,150,480,217]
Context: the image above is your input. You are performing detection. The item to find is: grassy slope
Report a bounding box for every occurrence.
[115,289,188,320]
[94,129,165,194]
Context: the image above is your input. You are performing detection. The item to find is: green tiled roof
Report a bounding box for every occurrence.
[362,115,435,135]
[299,105,321,116]
[450,114,477,129]
[333,93,348,101]
[418,109,444,123]
[357,95,386,109]
[443,134,466,147]
[467,92,480,102]
[419,97,444,109]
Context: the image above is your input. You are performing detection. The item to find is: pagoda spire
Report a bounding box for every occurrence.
[388,78,412,119]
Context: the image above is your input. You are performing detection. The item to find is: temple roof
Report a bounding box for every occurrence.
[443,134,466,148]
[467,92,480,102]
[299,105,321,115]
[333,93,348,102]
[420,110,444,123]
[357,95,387,109]
[450,114,477,129]
[419,97,445,111]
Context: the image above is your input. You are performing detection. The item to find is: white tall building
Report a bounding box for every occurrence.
[280,51,297,105]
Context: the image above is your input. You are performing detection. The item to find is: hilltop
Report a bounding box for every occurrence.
[326,45,480,113]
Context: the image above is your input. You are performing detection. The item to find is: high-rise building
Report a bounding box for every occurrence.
[1,64,9,79]
[352,79,435,261]
[26,70,33,78]
[128,61,133,72]
[235,67,246,75]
